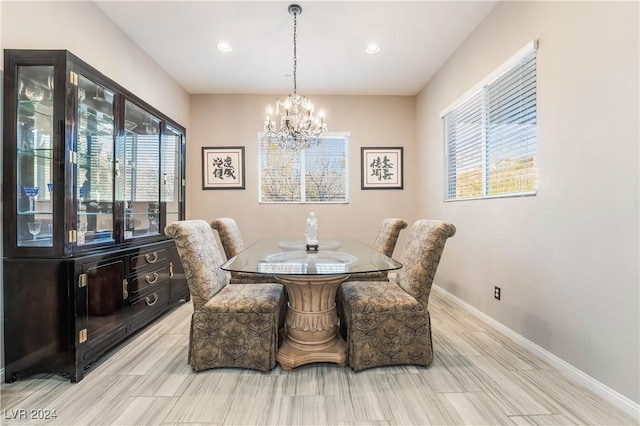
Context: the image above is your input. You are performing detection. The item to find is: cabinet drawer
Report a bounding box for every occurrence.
[130,267,170,296]
[130,248,167,271]
[128,284,169,330]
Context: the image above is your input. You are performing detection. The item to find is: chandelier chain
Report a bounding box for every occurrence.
[293,11,297,94]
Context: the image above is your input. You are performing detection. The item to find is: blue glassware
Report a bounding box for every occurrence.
[47,183,54,193]
[23,186,39,212]
[23,186,39,197]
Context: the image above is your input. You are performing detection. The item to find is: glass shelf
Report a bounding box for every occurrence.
[78,105,115,137]
[79,103,114,122]
[18,99,54,116]
[19,237,54,248]
[17,147,53,159]
[77,211,115,216]
[18,211,53,216]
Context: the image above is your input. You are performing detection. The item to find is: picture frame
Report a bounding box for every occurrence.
[361,147,404,190]
[202,146,245,190]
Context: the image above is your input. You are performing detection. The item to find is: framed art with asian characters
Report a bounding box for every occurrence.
[361,147,403,190]
[202,146,245,190]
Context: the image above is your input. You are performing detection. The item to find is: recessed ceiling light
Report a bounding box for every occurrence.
[366,43,381,55]
[217,42,232,53]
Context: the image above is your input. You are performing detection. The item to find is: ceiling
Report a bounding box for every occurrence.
[94,1,497,96]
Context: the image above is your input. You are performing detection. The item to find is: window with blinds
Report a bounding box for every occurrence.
[443,41,537,201]
[259,134,349,203]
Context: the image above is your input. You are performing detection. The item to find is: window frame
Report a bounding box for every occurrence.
[441,40,538,202]
[258,132,351,204]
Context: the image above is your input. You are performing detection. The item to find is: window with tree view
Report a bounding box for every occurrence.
[259,134,349,203]
[443,41,537,201]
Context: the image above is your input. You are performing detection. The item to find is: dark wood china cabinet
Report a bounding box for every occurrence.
[2,50,188,383]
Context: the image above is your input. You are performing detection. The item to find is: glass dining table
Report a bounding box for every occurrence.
[220,238,402,370]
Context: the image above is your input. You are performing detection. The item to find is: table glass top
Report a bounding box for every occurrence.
[220,238,402,275]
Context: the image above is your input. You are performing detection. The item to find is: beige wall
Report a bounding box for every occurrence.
[188,94,417,248]
[417,1,639,404]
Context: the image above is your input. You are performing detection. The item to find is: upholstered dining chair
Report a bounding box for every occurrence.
[165,220,285,372]
[338,220,456,372]
[346,218,408,282]
[211,217,275,284]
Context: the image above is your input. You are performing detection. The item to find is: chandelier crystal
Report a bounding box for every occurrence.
[263,4,327,151]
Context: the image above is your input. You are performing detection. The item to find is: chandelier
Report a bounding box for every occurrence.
[263,4,327,151]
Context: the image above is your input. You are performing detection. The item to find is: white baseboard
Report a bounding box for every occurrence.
[432,285,640,421]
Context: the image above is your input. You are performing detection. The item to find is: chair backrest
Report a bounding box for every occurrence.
[165,220,228,310]
[211,217,245,259]
[395,220,456,307]
[372,218,408,257]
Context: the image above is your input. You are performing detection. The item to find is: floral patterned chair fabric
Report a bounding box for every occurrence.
[165,220,285,372]
[211,217,275,284]
[338,220,456,371]
[210,217,245,259]
[346,218,408,282]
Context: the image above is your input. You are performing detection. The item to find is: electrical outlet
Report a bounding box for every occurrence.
[494,286,501,300]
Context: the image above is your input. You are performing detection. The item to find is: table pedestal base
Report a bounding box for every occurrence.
[277,335,347,370]
[275,274,348,370]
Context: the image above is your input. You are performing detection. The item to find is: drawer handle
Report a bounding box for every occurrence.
[144,252,159,263]
[145,272,159,284]
[145,293,159,306]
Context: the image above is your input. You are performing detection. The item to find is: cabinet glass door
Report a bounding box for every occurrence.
[16,65,54,247]
[76,76,115,246]
[122,100,161,240]
[162,125,183,226]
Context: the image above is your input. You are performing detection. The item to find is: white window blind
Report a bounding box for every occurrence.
[443,41,537,201]
[161,126,180,203]
[123,101,160,202]
[259,134,349,203]
[128,133,160,201]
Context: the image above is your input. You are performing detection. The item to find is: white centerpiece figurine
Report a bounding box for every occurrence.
[304,212,319,251]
